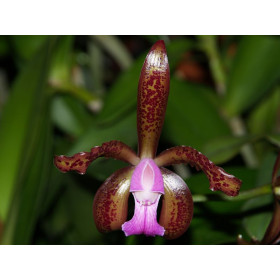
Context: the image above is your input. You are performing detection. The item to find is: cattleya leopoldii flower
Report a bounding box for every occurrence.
[54,40,242,239]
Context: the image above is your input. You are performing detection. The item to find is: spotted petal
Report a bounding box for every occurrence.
[159,168,193,239]
[155,146,242,196]
[54,140,140,175]
[137,40,170,159]
[93,166,134,233]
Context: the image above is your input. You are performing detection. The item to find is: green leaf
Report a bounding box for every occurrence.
[96,55,143,124]
[2,104,53,244]
[246,212,274,243]
[163,79,231,150]
[201,135,258,164]
[255,152,277,187]
[247,87,280,158]
[70,112,137,154]
[51,95,92,137]
[64,179,104,244]
[189,217,237,245]
[248,87,280,135]
[11,35,49,61]
[92,35,133,70]
[166,38,194,71]
[225,35,280,116]
[39,187,71,244]
[87,159,128,182]
[242,194,273,241]
[0,37,57,222]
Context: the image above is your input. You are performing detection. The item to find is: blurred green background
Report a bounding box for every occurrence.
[0,35,279,245]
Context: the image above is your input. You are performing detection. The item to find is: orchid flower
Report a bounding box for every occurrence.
[54,40,242,239]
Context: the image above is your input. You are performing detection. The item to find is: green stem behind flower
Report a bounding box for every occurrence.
[193,184,272,203]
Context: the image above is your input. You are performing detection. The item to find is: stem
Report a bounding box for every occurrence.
[198,35,226,95]
[228,116,259,168]
[48,81,103,113]
[192,184,272,203]
[199,35,259,168]
[92,36,133,71]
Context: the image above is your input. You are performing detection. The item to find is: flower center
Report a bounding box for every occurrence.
[134,162,159,205]
[122,158,165,237]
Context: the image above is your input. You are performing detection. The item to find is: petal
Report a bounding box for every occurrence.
[54,151,92,174]
[93,166,134,233]
[137,40,170,159]
[159,168,193,240]
[122,194,165,237]
[155,146,242,196]
[54,140,140,174]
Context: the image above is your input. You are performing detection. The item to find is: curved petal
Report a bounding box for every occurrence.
[137,40,170,159]
[155,146,242,196]
[159,168,193,240]
[93,166,134,233]
[54,140,140,174]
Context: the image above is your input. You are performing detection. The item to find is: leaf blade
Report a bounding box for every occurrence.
[225,35,280,116]
[0,37,56,222]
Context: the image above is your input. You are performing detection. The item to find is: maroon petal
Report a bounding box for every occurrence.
[159,168,193,239]
[137,40,170,159]
[155,146,242,196]
[93,166,134,233]
[54,140,140,174]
